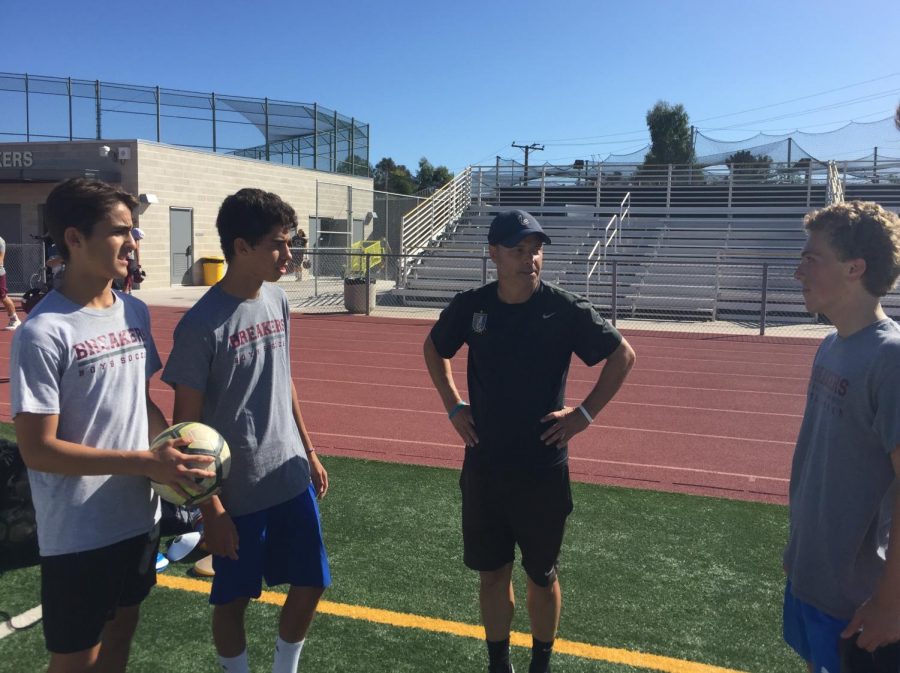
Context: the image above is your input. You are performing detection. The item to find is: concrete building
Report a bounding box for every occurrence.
[0,139,373,288]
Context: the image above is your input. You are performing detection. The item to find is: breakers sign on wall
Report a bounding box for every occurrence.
[0,151,33,168]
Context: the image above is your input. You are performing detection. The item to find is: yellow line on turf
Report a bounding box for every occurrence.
[157,575,746,673]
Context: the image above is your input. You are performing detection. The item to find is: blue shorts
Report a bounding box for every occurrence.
[783,581,848,673]
[210,485,331,605]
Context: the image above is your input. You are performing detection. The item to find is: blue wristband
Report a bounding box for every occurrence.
[448,401,468,419]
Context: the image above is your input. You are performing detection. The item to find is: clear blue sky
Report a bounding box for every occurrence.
[5,0,899,172]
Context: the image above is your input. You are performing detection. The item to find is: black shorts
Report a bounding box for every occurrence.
[40,525,159,654]
[460,462,573,587]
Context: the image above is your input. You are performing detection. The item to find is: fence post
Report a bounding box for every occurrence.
[713,256,720,321]
[595,163,602,208]
[365,254,372,316]
[585,259,591,304]
[806,163,812,207]
[540,168,546,206]
[727,169,734,211]
[481,253,488,285]
[760,263,769,336]
[666,164,672,214]
[347,185,353,242]
[611,261,618,327]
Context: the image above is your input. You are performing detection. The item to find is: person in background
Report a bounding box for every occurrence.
[290,228,308,281]
[123,227,144,294]
[46,242,66,290]
[0,235,22,330]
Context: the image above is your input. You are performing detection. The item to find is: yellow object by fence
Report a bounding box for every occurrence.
[348,240,384,275]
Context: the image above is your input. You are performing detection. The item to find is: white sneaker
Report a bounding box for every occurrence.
[5,317,21,331]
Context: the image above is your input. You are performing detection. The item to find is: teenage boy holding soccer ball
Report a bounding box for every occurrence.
[162,188,329,673]
[784,201,900,672]
[424,210,636,673]
[10,177,214,673]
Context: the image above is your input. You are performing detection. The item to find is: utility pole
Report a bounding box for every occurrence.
[512,141,544,185]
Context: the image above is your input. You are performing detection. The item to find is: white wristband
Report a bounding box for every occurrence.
[577,404,594,423]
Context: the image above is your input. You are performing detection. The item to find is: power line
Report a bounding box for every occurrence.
[693,72,900,123]
[707,90,900,131]
[537,72,900,145]
[511,141,544,176]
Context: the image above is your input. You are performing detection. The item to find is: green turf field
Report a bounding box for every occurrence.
[0,423,17,443]
[0,455,795,673]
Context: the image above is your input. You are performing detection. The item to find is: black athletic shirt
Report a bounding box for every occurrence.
[429,280,622,469]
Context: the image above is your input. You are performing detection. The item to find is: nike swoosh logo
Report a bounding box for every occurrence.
[542,313,556,319]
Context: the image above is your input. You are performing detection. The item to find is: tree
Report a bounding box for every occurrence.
[336,154,373,177]
[643,101,695,166]
[374,156,453,194]
[726,150,773,182]
[374,157,397,191]
[374,157,417,194]
[415,157,454,191]
[432,165,452,187]
[416,158,435,190]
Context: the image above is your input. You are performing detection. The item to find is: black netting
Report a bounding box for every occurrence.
[695,118,899,164]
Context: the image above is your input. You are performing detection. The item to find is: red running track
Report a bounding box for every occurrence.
[0,309,820,505]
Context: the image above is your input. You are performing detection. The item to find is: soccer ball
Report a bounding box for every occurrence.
[150,422,230,506]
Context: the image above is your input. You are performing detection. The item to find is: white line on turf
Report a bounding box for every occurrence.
[0,605,42,640]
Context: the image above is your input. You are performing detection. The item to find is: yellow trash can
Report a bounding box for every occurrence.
[201,256,225,286]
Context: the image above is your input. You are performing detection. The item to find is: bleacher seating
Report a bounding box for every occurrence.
[391,179,900,324]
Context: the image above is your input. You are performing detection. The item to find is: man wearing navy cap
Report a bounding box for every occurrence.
[424,210,636,673]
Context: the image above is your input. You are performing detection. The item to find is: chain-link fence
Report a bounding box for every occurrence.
[0,72,370,176]
[310,183,423,256]
[275,249,853,338]
[4,243,45,294]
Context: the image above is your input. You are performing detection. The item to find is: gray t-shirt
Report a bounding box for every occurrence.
[161,283,310,517]
[784,318,900,619]
[10,290,162,556]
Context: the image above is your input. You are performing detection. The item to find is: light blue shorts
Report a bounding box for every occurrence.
[210,485,331,605]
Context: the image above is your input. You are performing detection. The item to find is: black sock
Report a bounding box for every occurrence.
[487,638,511,671]
[529,637,554,673]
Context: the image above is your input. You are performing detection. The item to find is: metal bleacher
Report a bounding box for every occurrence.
[392,159,900,326]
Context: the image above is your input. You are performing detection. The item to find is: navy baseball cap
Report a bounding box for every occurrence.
[487,210,551,247]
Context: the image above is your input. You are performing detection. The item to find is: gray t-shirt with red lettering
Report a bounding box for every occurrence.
[10,290,162,556]
[784,318,900,619]
[161,282,310,517]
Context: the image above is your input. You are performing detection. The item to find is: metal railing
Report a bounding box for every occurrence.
[827,160,845,204]
[273,249,872,338]
[399,167,472,275]
[586,192,631,301]
[469,160,900,214]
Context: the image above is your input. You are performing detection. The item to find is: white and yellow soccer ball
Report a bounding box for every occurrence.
[149,422,231,506]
